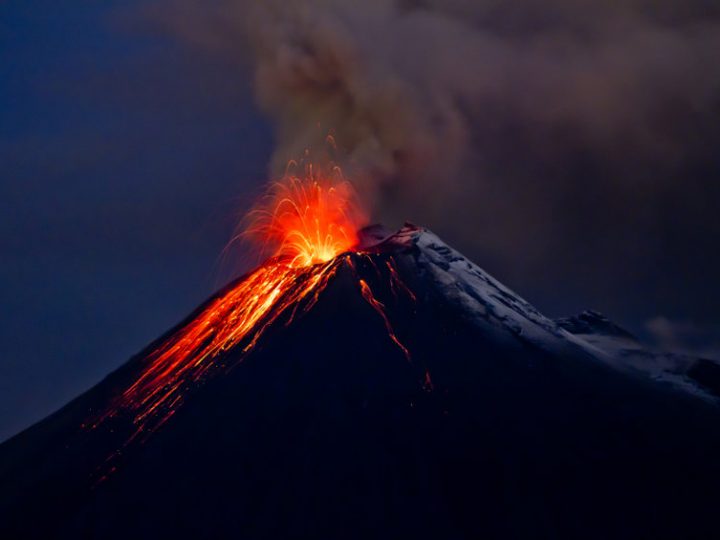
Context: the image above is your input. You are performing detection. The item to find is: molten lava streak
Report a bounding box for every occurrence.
[93,165,413,445]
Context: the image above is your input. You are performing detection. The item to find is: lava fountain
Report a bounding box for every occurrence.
[92,162,413,447]
[243,162,366,266]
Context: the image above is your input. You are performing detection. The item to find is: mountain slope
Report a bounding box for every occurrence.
[2,226,720,539]
[558,309,720,399]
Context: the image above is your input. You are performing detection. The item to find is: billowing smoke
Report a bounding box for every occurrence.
[166,0,720,214]
[158,0,720,328]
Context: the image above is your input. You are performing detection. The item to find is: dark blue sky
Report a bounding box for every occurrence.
[0,1,273,441]
[2,1,719,442]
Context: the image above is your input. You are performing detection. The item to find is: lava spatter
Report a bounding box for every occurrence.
[91,163,414,452]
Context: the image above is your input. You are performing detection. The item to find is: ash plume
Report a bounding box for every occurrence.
[157,0,720,325]
[165,4,718,180]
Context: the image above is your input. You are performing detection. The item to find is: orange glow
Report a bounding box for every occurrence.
[358,278,410,361]
[91,163,414,477]
[245,162,367,267]
[95,258,344,439]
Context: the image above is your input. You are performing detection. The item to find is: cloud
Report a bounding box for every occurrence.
[154,0,720,325]
[646,316,720,359]
[160,0,720,214]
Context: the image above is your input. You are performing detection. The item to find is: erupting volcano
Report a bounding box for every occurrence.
[2,162,720,540]
[92,163,411,448]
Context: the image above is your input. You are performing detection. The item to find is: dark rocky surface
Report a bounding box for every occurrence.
[2,228,720,539]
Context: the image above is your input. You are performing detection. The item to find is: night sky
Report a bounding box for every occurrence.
[2,1,719,442]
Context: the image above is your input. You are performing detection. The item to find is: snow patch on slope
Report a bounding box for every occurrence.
[404,228,599,357]
[390,226,719,402]
[557,311,719,400]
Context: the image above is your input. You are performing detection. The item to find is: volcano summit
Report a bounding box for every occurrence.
[2,224,720,539]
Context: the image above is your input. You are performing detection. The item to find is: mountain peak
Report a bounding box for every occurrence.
[2,225,720,539]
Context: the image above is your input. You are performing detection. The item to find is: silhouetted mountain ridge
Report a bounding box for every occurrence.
[2,225,719,539]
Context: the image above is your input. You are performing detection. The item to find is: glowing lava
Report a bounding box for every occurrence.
[245,163,367,267]
[92,164,412,447]
[101,260,343,438]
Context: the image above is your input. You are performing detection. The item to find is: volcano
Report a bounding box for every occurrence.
[2,224,720,539]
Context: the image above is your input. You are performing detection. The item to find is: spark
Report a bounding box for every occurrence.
[90,161,415,471]
[243,161,367,267]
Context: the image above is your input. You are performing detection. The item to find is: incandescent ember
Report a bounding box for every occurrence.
[91,162,414,450]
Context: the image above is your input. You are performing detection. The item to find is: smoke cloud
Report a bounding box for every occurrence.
[158,0,720,326]
[646,316,720,359]
[165,1,719,199]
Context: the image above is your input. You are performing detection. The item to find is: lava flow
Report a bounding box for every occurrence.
[92,163,413,443]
